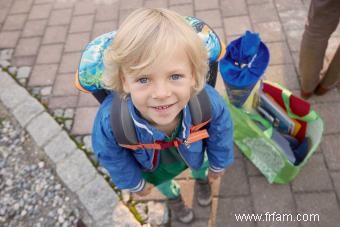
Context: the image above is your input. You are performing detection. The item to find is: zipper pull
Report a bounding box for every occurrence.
[183,139,190,148]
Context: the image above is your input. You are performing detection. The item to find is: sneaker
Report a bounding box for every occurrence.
[195,179,212,206]
[167,195,194,224]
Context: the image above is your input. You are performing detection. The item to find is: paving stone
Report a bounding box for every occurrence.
[171,217,209,227]
[53,0,74,9]
[92,21,117,39]
[28,64,58,86]
[56,149,97,191]
[275,0,304,11]
[118,9,138,25]
[78,174,119,222]
[14,37,41,57]
[48,8,72,25]
[112,202,141,227]
[22,20,47,37]
[245,159,262,176]
[35,0,54,4]
[219,159,250,197]
[144,0,168,8]
[9,0,33,14]
[0,71,30,110]
[74,1,96,15]
[250,177,296,218]
[195,10,222,28]
[49,95,78,109]
[295,192,340,227]
[12,96,44,127]
[224,16,252,36]
[262,64,300,90]
[246,0,271,5]
[42,25,68,44]
[64,32,90,52]
[216,196,255,227]
[286,29,303,52]
[0,9,7,24]
[2,14,27,30]
[28,3,52,19]
[220,0,247,17]
[36,44,63,64]
[254,21,285,43]
[0,31,20,48]
[330,172,340,200]
[266,42,293,65]
[292,154,333,192]
[279,9,307,31]
[307,88,340,104]
[320,135,340,171]
[95,3,119,22]
[53,73,79,96]
[11,56,36,66]
[194,0,219,10]
[120,0,143,9]
[72,107,98,135]
[169,0,192,5]
[59,52,81,73]
[0,49,14,61]
[78,92,99,107]
[212,27,225,43]
[43,130,76,163]
[313,103,340,134]
[169,4,194,16]
[69,15,94,33]
[249,2,279,24]
[26,111,62,146]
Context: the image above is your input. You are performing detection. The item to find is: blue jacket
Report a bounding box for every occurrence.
[92,85,234,192]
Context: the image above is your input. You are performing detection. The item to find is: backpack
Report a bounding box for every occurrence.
[75,16,226,150]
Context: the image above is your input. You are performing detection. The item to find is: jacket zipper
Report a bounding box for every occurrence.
[176,138,193,169]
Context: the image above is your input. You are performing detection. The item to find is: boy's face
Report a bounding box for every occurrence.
[122,48,195,130]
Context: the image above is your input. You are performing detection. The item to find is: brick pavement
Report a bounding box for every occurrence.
[1,0,340,226]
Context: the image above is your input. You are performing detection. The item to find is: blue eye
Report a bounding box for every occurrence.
[170,74,183,80]
[137,77,148,84]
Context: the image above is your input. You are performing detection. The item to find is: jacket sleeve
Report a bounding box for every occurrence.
[91,108,145,192]
[205,86,234,172]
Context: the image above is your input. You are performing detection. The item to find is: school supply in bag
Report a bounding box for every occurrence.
[257,92,296,135]
[74,16,225,150]
[219,31,270,107]
[226,80,323,183]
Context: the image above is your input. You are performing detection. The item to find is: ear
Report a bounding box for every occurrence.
[190,73,196,87]
[121,74,130,93]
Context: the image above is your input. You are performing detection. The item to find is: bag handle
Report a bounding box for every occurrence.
[245,111,273,138]
[281,89,318,122]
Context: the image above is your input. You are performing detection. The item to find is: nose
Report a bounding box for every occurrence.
[151,81,171,99]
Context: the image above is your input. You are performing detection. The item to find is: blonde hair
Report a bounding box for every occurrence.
[101,8,209,96]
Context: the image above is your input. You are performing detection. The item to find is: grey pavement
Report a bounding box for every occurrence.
[1,0,340,226]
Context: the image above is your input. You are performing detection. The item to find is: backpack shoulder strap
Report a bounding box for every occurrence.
[188,89,212,125]
[110,93,138,145]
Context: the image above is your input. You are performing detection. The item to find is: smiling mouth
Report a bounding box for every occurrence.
[152,103,175,110]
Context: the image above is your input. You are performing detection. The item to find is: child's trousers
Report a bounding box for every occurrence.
[299,0,340,93]
[142,155,209,199]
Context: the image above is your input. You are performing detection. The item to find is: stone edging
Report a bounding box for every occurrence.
[0,70,141,227]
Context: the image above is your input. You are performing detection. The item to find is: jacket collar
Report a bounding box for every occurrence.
[126,96,192,141]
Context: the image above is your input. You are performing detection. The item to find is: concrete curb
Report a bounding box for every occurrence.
[0,70,141,227]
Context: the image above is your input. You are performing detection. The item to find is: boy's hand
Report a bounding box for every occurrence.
[208,169,225,182]
[136,182,153,197]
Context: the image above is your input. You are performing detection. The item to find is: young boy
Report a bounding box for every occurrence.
[91,8,234,224]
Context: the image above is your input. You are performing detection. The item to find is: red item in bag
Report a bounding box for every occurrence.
[262,82,310,141]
